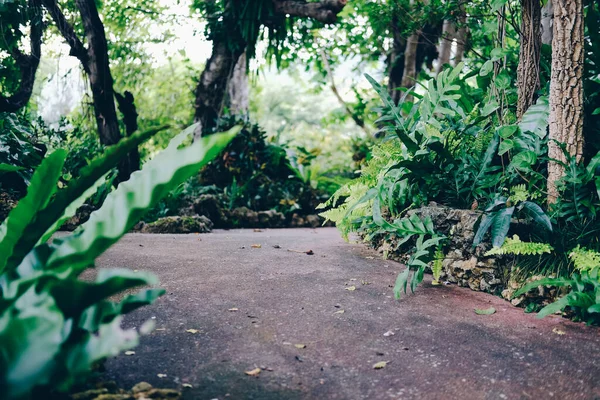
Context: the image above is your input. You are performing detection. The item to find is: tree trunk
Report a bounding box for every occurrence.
[436,20,455,75]
[541,0,554,45]
[225,51,250,116]
[193,40,245,138]
[0,0,43,113]
[75,0,122,147]
[453,6,467,66]
[388,17,406,104]
[516,0,542,119]
[115,91,141,181]
[547,0,585,203]
[401,32,419,91]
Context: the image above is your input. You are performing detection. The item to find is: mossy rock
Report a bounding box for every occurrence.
[141,215,213,234]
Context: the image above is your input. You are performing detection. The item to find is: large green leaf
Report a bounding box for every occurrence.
[0,150,67,274]
[490,206,514,247]
[520,201,552,232]
[518,97,549,138]
[79,288,165,332]
[49,269,159,319]
[40,126,239,275]
[0,289,65,399]
[3,125,168,273]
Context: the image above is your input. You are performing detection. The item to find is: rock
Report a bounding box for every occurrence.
[230,207,286,228]
[94,395,134,400]
[193,194,228,227]
[141,215,213,234]
[137,388,181,399]
[61,204,95,231]
[0,190,18,223]
[71,389,109,400]
[131,382,153,394]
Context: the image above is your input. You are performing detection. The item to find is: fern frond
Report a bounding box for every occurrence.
[485,235,553,256]
[569,245,600,272]
[431,245,444,285]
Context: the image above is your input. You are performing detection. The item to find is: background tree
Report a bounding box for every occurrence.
[0,0,43,113]
[192,0,348,137]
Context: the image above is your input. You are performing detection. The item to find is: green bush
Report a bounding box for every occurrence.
[0,123,238,399]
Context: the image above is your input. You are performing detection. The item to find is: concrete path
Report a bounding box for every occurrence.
[98,228,600,400]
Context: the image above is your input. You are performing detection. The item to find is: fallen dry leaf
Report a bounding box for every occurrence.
[186,329,200,334]
[333,310,345,315]
[251,244,262,248]
[361,280,371,285]
[228,308,239,312]
[157,374,167,378]
[253,229,262,232]
[182,383,193,389]
[345,286,356,291]
[245,368,261,377]
[383,330,395,337]
[294,344,306,349]
[474,307,496,315]
[365,256,374,259]
[124,351,135,356]
[373,361,389,369]
[553,327,566,335]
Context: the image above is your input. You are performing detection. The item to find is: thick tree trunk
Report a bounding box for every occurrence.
[0,0,43,113]
[75,0,122,147]
[193,40,245,137]
[436,20,455,75]
[541,0,554,45]
[547,0,585,203]
[225,52,250,116]
[516,0,542,119]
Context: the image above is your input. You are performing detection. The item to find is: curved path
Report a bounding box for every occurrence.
[98,228,600,400]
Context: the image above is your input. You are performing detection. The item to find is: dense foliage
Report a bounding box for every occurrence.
[0,123,237,399]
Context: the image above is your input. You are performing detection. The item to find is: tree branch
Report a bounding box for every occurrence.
[41,0,90,72]
[273,0,347,24]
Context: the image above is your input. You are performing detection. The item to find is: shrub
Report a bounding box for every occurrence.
[0,123,238,399]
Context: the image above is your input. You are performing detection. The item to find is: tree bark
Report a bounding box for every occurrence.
[388,17,406,104]
[115,91,141,181]
[194,40,245,138]
[400,32,419,101]
[436,20,455,75]
[547,0,585,203]
[541,0,554,46]
[225,51,250,116]
[273,0,347,24]
[516,0,542,119]
[453,6,467,66]
[0,0,43,113]
[75,0,122,146]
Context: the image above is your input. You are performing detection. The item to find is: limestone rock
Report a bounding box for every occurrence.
[141,215,213,234]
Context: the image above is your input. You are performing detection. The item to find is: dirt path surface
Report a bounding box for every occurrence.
[98,228,600,400]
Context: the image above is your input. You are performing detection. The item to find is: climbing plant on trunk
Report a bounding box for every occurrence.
[516,0,542,119]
